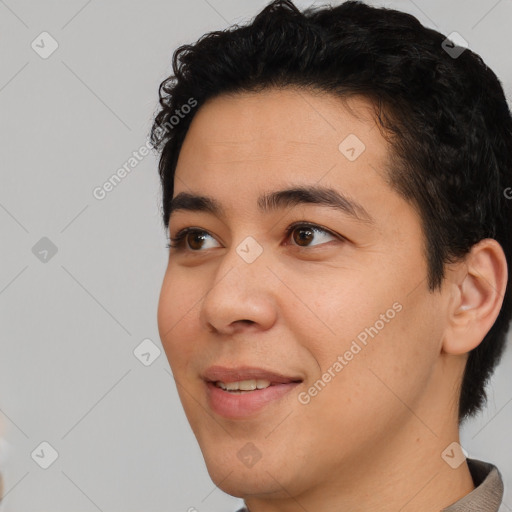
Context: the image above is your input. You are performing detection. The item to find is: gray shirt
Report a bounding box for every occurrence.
[235,458,504,512]
[443,458,504,511]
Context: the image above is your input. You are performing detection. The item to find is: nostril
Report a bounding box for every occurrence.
[232,319,255,327]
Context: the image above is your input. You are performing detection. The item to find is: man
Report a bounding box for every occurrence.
[151,1,511,510]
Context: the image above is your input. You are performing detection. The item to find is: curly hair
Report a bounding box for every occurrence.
[151,0,512,424]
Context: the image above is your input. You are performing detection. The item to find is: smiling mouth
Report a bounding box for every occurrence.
[213,378,303,392]
[203,367,303,417]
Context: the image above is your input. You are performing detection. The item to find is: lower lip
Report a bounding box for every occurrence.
[205,381,300,418]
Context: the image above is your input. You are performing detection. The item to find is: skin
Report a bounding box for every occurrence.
[157,87,507,512]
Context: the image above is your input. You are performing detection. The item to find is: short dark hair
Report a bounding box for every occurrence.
[151,0,512,424]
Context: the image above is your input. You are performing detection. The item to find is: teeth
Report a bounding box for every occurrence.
[216,379,272,391]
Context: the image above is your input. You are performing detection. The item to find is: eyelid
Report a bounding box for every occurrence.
[168,221,344,251]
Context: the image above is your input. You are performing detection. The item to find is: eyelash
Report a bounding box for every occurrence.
[166,222,344,251]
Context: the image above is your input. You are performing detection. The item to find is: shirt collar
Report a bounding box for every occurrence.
[442,458,504,512]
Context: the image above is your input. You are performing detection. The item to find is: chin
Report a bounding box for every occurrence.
[203,457,288,498]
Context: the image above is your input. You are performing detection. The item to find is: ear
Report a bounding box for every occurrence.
[442,238,508,355]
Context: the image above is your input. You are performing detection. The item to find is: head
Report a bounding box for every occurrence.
[152,0,512,501]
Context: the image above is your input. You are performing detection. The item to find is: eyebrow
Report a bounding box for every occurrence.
[167,185,375,224]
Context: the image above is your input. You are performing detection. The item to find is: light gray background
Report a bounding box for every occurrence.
[0,1,511,511]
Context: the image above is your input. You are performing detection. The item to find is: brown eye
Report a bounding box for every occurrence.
[168,229,220,251]
[187,232,208,250]
[287,223,339,248]
[292,226,315,246]
[168,223,342,252]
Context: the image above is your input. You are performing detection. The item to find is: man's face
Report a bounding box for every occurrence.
[157,88,453,498]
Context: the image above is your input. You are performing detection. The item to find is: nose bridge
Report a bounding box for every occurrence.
[215,231,269,290]
[199,234,276,332]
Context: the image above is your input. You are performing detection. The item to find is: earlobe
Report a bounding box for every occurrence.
[442,239,508,356]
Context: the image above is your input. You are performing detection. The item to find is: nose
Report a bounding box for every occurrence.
[199,240,278,335]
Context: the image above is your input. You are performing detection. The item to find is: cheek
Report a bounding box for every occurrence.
[157,271,201,370]
[314,294,439,420]
[283,263,398,356]
[293,266,439,421]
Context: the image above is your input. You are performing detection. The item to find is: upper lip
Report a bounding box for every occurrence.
[203,365,303,384]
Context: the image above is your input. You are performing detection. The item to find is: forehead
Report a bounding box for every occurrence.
[173,93,405,235]
[174,89,393,221]
[177,87,388,174]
